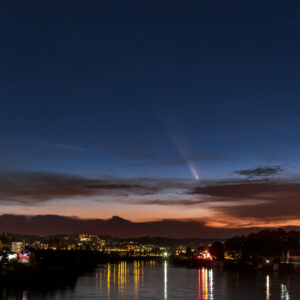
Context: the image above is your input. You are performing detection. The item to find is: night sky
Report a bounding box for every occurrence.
[1,1,300,236]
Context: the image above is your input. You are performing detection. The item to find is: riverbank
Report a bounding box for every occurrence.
[3,250,300,292]
[170,255,300,273]
[0,250,164,289]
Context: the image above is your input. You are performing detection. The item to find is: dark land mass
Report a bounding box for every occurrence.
[1,229,300,298]
[1,214,300,238]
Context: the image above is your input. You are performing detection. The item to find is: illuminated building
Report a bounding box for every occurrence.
[11,241,25,253]
[194,250,213,261]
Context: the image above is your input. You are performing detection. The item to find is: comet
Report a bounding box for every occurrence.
[188,162,199,181]
[169,131,200,181]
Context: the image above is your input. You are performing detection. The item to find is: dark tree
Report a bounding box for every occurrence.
[209,242,224,261]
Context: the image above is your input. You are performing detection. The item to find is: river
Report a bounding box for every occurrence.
[3,260,300,299]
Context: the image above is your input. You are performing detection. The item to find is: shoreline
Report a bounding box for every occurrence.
[2,251,300,291]
[170,255,300,273]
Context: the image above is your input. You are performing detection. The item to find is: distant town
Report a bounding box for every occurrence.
[0,233,218,264]
[1,229,300,269]
[1,228,300,295]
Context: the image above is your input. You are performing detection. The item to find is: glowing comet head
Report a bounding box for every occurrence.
[187,160,199,181]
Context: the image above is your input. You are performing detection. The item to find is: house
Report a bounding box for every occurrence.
[287,250,300,262]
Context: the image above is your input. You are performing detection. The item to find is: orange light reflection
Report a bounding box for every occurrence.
[198,268,213,300]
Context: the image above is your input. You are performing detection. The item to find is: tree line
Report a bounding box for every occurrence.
[209,229,300,262]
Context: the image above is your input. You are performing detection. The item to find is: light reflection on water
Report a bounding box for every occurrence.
[98,260,155,299]
[281,283,290,300]
[96,261,216,300]
[198,268,214,300]
[4,260,300,300]
[266,275,270,300]
[164,261,167,300]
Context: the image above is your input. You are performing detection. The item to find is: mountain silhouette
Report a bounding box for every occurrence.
[0,214,299,238]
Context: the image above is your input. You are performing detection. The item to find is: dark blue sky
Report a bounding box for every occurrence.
[1,1,300,227]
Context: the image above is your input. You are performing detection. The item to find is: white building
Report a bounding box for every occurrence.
[11,241,25,253]
[287,250,300,262]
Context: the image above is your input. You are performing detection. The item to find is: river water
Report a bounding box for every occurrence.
[3,261,300,299]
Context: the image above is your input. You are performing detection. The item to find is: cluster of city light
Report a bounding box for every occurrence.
[16,234,172,255]
[197,250,213,261]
